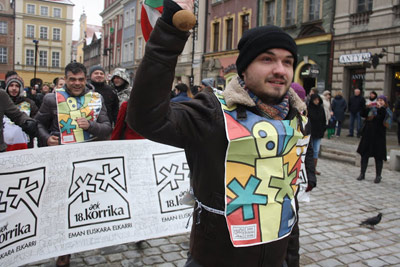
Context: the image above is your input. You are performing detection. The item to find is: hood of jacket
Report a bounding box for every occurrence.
[222,75,307,114]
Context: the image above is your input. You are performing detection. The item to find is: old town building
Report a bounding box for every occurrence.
[332,0,400,105]
[14,0,74,86]
[0,0,15,87]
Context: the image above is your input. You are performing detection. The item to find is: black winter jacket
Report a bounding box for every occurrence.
[90,81,119,125]
[308,94,326,139]
[127,18,316,267]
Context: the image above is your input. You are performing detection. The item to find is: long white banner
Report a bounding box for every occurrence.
[0,140,192,267]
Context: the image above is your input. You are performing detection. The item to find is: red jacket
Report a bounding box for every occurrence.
[111,101,144,140]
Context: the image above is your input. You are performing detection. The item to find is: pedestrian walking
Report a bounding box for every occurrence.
[126,1,316,265]
[347,88,365,137]
[331,90,347,137]
[321,90,334,139]
[356,95,390,183]
[307,94,326,175]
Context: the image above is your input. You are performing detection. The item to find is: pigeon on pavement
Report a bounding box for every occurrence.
[360,213,382,229]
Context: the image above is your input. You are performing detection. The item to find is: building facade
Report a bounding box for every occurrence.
[101,0,124,77]
[83,31,102,70]
[0,0,15,86]
[14,0,74,86]
[258,0,335,94]
[333,0,400,105]
[121,0,137,85]
[203,0,257,88]
[76,12,102,64]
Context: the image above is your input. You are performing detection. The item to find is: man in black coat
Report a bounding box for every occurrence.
[88,65,119,126]
[347,88,365,137]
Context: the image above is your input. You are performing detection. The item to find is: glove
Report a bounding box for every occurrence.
[161,0,196,31]
[21,119,38,137]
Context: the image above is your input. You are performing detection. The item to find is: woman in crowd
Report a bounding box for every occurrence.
[307,94,326,175]
[331,90,347,137]
[356,95,390,183]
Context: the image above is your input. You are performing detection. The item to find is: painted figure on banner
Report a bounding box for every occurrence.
[126,0,316,266]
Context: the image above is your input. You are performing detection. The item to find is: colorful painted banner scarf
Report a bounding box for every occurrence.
[56,88,102,144]
[217,93,310,247]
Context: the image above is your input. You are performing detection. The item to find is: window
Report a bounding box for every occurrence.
[241,14,249,34]
[357,0,373,12]
[213,22,220,52]
[40,27,48,39]
[0,47,7,63]
[125,11,129,27]
[26,49,34,65]
[53,28,61,41]
[129,42,134,61]
[39,50,47,66]
[130,8,135,25]
[27,4,35,14]
[123,43,128,62]
[40,6,49,16]
[53,8,61,18]
[52,51,60,67]
[27,25,35,38]
[0,21,7,34]
[137,37,143,59]
[225,18,233,50]
[265,1,275,25]
[285,0,295,26]
[309,0,320,20]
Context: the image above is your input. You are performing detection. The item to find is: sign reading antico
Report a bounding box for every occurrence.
[339,53,371,64]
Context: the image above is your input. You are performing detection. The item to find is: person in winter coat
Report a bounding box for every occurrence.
[88,65,119,125]
[356,95,390,184]
[0,89,37,152]
[347,88,365,137]
[126,1,316,266]
[307,94,326,175]
[366,90,378,106]
[110,68,132,106]
[3,74,38,150]
[331,90,347,137]
[171,83,191,102]
[111,101,144,140]
[394,90,400,145]
[35,62,112,146]
[321,90,334,139]
[35,62,112,267]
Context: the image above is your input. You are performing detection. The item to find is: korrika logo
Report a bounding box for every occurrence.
[68,157,130,228]
[0,168,45,249]
[152,151,191,213]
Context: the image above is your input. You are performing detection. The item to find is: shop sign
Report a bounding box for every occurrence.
[339,52,371,64]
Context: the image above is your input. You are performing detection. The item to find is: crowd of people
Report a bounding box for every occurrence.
[1,1,400,266]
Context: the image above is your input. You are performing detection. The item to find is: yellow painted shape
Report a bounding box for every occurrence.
[252,121,278,158]
[227,136,258,166]
[255,157,284,240]
[226,162,255,199]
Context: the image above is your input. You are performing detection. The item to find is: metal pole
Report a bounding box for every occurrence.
[33,40,39,84]
[190,0,199,88]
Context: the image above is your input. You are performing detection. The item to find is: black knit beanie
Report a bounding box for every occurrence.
[236,25,297,78]
[89,65,105,78]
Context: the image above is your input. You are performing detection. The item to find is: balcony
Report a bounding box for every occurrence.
[350,11,372,25]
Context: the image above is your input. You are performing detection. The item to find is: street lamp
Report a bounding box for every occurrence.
[33,39,39,85]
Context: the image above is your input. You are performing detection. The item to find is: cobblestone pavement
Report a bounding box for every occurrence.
[27,157,400,267]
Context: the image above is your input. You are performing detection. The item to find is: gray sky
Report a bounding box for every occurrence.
[71,0,104,40]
